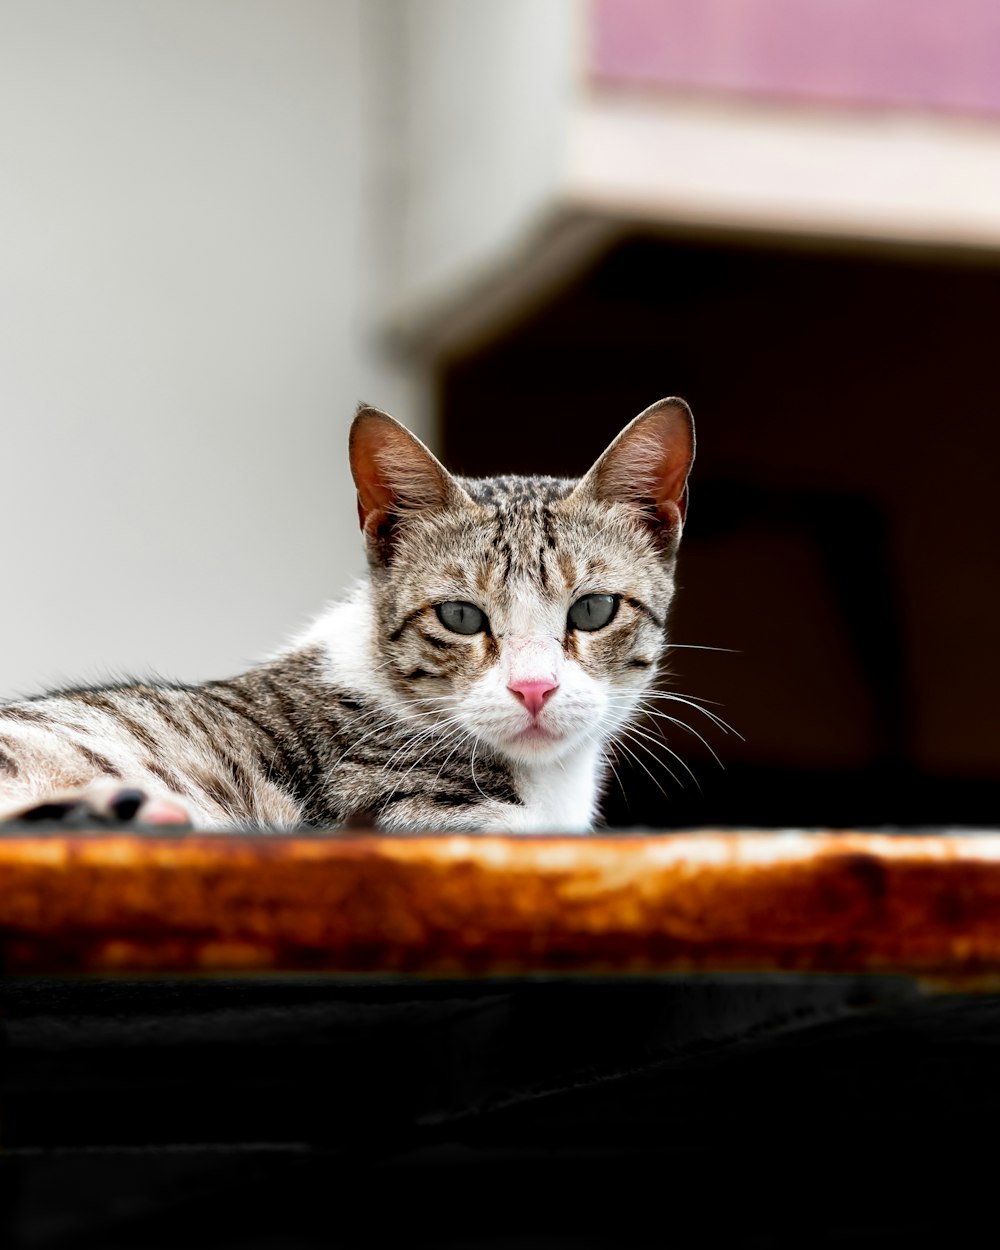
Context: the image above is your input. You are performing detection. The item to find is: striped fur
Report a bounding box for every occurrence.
[0,399,695,832]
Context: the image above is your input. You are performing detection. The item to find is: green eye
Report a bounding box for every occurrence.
[568,594,618,631]
[436,601,486,635]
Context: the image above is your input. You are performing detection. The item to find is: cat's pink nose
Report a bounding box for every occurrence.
[508,678,558,718]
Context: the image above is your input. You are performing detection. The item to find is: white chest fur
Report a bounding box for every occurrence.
[506,742,603,834]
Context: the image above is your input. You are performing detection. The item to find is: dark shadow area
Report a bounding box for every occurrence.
[3,974,998,1248]
[438,233,1000,828]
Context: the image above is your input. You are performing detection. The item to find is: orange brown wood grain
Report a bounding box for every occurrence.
[1,831,999,978]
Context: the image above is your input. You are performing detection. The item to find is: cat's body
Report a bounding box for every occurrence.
[0,399,695,832]
[0,592,593,832]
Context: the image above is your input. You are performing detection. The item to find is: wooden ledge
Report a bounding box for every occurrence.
[1,830,999,979]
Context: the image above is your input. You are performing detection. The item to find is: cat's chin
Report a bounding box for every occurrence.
[490,725,586,767]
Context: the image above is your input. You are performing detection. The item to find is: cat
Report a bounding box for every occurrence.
[0,397,695,833]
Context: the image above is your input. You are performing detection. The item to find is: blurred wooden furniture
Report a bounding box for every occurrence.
[1,829,999,980]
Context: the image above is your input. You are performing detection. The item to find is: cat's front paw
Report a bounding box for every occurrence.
[1,781,192,829]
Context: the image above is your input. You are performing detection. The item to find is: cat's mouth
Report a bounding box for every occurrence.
[513,724,559,742]
[494,718,586,765]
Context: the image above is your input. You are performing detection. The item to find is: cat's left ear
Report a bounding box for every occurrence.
[575,397,695,546]
[350,405,467,565]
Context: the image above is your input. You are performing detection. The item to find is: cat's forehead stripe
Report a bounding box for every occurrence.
[456,474,578,507]
[453,480,588,601]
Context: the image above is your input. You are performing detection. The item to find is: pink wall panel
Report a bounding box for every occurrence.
[592,0,1000,116]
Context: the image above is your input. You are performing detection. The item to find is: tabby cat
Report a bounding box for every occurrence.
[0,398,695,832]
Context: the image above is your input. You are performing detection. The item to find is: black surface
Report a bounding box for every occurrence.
[3,974,997,1247]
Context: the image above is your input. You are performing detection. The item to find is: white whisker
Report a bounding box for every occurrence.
[469,737,489,803]
[617,718,702,790]
[663,644,740,653]
[609,732,674,798]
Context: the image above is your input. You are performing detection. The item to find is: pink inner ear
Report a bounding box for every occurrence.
[352,452,395,528]
[651,442,691,513]
[349,408,456,537]
[593,400,695,522]
[350,414,399,530]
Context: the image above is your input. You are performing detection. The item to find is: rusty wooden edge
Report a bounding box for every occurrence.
[1,830,999,978]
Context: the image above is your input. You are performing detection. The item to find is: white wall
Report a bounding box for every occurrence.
[0,0,586,699]
[0,0,420,697]
[390,0,580,333]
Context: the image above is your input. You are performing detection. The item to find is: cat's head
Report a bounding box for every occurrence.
[349,400,695,766]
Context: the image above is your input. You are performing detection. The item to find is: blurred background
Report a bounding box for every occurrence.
[2,0,998,828]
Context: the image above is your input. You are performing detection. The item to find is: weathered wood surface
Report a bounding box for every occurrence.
[1,830,999,977]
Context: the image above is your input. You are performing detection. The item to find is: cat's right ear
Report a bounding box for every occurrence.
[349,405,463,565]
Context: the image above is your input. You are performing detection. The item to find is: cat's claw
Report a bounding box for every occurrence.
[2,782,192,829]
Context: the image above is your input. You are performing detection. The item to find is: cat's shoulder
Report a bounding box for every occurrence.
[286,582,381,701]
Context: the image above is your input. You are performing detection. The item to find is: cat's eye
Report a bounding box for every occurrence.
[568,594,618,631]
[436,601,486,635]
